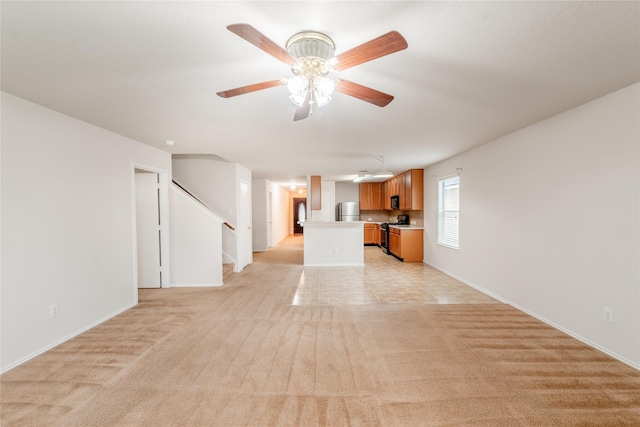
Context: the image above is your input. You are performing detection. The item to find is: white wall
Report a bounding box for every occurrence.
[1,92,172,372]
[170,184,223,286]
[424,83,640,368]
[172,155,236,221]
[336,182,359,203]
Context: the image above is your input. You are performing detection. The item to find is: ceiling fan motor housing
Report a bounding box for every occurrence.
[286,31,335,77]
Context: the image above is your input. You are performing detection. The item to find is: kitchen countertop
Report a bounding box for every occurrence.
[389,225,425,230]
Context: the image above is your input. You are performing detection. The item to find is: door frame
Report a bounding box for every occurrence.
[131,162,171,301]
[238,179,253,270]
[134,170,161,289]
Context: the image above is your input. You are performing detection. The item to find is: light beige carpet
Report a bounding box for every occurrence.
[2,237,639,426]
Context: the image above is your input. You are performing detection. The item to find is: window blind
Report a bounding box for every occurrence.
[438,176,459,249]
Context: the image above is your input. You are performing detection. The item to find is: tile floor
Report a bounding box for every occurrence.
[278,235,500,306]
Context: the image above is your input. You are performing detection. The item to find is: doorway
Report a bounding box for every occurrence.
[135,169,161,288]
[239,179,253,269]
[293,198,306,233]
[132,164,171,294]
[267,191,273,247]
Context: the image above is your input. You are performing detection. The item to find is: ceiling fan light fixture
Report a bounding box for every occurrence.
[287,76,307,94]
[313,76,335,107]
[287,76,308,106]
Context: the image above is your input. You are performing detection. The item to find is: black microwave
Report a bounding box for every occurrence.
[390,195,400,210]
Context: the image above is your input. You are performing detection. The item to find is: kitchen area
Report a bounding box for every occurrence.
[359,169,424,262]
[305,169,424,265]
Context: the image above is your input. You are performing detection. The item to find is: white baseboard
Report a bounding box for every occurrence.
[170,282,223,287]
[303,263,365,267]
[0,302,136,374]
[425,262,640,371]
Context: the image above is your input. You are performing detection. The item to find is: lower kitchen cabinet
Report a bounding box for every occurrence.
[364,223,382,246]
[364,223,377,245]
[389,227,423,262]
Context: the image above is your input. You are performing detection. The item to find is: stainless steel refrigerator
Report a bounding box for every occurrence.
[336,202,360,222]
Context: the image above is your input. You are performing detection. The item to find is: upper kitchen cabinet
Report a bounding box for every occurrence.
[310,175,322,210]
[359,182,384,210]
[400,169,424,210]
[362,169,423,211]
[384,169,423,211]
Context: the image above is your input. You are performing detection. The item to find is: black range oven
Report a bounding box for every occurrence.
[380,222,396,254]
[380,215,409,254]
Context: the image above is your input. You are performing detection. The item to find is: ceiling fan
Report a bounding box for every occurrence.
[216,24,408,121]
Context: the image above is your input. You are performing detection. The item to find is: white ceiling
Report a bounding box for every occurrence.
[2,1,639,188]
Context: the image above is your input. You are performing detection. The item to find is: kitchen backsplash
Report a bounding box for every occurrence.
[360,210,424,226]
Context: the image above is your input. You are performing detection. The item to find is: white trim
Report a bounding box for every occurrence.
[0,302,136,374]
[171,283,223,287]
[436,171,460,180]
[424,261,640,371]
[437,242,459,251]
[303,263,365,267]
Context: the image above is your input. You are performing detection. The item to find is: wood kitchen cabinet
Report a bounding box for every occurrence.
[389,227,400,256]
[384,180,392,210]
[310,175,321,210]
[381,169,423,211]
[388,227,423,262]
[384,176,400,210]
[364,223,377,245]
[400,169,424,210]
[359,182,384,210]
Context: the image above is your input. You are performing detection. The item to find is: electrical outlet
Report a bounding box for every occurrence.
[602,307,613,324]
[50,304,59,318]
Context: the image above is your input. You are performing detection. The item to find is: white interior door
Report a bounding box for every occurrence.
[239,179,253,269]
[267,191,273,247]
[135,171,161,288]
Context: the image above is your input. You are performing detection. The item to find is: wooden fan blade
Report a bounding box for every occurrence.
[293,91,312,121]
[216,79,285,98]
[227,23,298,66]
[332,31,408,71]
[334,80,394,107]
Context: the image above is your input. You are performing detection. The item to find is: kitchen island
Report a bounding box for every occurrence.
[303,221,365,266]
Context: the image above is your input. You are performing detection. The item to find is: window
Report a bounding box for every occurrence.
[438,175,459,249]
